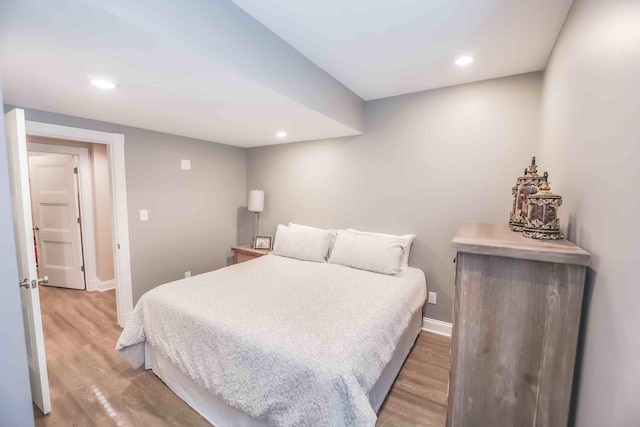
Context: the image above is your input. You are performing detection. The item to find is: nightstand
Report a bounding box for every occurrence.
[231,244,270,264]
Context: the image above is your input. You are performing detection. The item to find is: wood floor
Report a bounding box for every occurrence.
[34,285,451,427]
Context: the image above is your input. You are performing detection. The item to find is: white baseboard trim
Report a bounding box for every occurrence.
[87,278,116,292]
[87,278,100,292]
[422,317,453,337]
[97,279,116,292]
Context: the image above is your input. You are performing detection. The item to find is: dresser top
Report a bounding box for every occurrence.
[452,222,591,266]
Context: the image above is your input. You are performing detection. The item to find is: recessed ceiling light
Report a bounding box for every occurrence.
[90,78,117,90]
[455,56,474,66]
[276,131,287,138]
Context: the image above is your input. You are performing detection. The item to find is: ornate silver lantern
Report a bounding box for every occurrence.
[509,157,548,232]
[522,179,564,240]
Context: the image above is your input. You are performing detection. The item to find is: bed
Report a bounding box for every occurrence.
[117,253,426,427]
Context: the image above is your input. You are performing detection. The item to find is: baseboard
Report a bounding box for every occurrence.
[87,278,116,292]
[97,279,116,292]
[87,278,100,292]
[422,317,453,337]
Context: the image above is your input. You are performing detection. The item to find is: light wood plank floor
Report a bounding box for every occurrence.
[35,285,450,427]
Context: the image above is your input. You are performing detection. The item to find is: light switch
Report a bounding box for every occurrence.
[181,159,191,170]
[139,210,149,221]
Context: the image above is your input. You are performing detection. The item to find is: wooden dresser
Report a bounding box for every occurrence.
[231,244,270,264]
[447,222,590,427]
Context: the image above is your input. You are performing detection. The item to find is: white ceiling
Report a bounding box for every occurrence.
[0,0,362,147]
[1,49,358,147]
[231,0,574,100]
[1,0,574,147]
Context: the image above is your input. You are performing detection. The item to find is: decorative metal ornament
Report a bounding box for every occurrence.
[509,156,548,232]
[522,180,564,240]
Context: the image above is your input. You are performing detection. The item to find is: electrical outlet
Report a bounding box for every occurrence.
[184,271,191,278]
[181,159,191,170]
[139,210,148,221]
[428,292,437,305]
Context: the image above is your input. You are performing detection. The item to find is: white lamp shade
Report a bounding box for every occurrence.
[248,190,264,212]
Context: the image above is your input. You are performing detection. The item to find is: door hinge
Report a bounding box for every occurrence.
[77,217,81,225]
[81,265,85,272]
[117,243,121,249]
[74,167,78,174]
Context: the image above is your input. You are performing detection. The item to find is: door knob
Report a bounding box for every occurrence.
[30,276,48,288]
[19,279,30,289]
[33,225,39,231]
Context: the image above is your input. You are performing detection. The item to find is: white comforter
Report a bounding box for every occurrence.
[116,254,426,427]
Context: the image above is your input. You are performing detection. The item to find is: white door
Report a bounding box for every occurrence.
[4,109,52,414]
[29,154,85,290]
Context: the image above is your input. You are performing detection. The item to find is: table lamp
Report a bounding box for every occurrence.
[248,190,264,248]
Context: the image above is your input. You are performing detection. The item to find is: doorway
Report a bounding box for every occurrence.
[25,119,134,327]
[27,136,119,293]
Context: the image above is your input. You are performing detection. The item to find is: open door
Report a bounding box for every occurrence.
[5,108,51,414]
[29,154,86,290]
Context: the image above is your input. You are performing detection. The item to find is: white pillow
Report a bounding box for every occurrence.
[346,228,415,271]
[272,224,334,263]
[289,223,337,256]
[328,229,414,275]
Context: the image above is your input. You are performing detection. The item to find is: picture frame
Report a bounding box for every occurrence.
[253,235,273,251]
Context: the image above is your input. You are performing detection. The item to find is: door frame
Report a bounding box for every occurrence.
[27,145,96,290]
[25,120,133,327]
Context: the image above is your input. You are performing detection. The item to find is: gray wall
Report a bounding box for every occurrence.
[247,72,543,322]
[4,105,247,304]
[539,0,640,425]
[0,85,35,425]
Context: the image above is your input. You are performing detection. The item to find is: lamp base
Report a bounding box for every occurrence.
[252,212,259,248]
